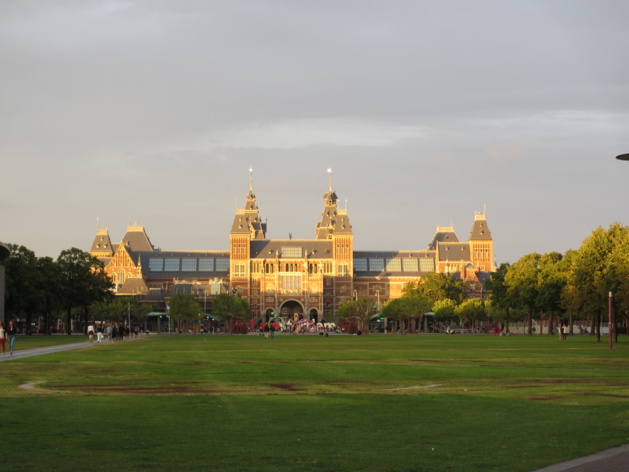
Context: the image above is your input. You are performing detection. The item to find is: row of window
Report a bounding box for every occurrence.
[148,257,434,274]
[148,258,230,272]
[354,258,434,272]
[235,262,347,277]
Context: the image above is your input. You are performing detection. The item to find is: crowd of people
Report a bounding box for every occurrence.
[87,323,143,343]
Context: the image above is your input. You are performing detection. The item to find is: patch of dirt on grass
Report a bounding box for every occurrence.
[268,383,305,392]
[381,384,442,391]
[18,381,70,394]
[577,393,629,399]
[47,383,250,395]
[526,396,561,401]
[538,379,593,384]
[409,359,451,363]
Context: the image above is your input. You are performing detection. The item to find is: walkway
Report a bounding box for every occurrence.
[533,444,629,472]
[0,338,113,362]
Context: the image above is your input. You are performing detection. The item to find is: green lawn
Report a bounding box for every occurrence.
[1,334,628,472]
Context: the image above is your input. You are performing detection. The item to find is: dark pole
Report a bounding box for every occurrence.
[608,292,613,350]
[616,154,629,161]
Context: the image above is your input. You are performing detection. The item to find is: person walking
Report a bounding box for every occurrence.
[7,320,18,356]
[96,324,104,343]
[0,321,6,356]
[87,323,95,343]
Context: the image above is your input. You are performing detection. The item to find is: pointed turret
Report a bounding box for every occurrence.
[427,225,460,250]
[469,211,492,241]
[468,210,494,272]
[231,168,266,240]
[315,168,352,239]
[90,227,114,259]
[120,225,156,252]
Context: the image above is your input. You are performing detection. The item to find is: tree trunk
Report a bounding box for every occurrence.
[66,307,72,335]
[25,310,33,335]
[527,309,533,335]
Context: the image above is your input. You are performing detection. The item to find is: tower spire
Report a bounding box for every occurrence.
[249,167,253,193]
[327,168,333,191]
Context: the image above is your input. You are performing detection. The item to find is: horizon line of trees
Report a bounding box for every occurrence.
[336,223,629,340]
[4,222,628,339]
[3,245,113,334]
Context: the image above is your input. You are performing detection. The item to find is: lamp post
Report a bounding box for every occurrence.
[609,292,613,350]
[613,154,629,344]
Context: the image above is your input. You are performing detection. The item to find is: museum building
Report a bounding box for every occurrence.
[89,173,495,322]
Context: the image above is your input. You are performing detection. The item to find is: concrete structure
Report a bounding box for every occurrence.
[90,171,495,322]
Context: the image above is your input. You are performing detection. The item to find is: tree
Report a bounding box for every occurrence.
[403,273,465,305]
[505,253,541,335]
[485,263,514,332]
[169,293,201,333]
[432,298,458,323]
[211,293,250,332]
[337,298,377,333]
[399,295,432,332]
[380,298,405,333]
[34,256,62,334]
[536,252,568,335]
[455,298,486,330]
[5,245,42,334]
[568,224,629,342]
[57,248,113,334]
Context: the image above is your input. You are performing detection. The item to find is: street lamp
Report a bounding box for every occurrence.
[610,154,629,346]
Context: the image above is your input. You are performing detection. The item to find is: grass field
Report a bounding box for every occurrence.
[1,333,628,472]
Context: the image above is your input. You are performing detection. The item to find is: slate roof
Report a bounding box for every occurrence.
[231,187,266,239]
[136,250,231,278]
[315,190,352,239]
[353,250,436,277]
[250,240,334,259]
[90,228,114,255]
[427,227,459,250]
[118,276,149,295]
[120,226,156,252]
[469,214,492,241]
[437,242,471,262]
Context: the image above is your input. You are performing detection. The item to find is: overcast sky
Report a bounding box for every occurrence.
[2,1,628,264]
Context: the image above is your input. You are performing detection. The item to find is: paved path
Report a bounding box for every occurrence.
[0,339,113,362]
[532,444,629,472]
[2,338,627,472]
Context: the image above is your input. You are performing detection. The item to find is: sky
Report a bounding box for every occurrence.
[2,0,629,264]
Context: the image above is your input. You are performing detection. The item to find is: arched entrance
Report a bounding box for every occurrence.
[280,300,304,322]
[309,309,318,323]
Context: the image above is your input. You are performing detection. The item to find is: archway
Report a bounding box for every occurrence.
[280,300,304,323]
[309,309,318,323]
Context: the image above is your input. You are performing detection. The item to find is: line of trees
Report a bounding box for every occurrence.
[4,245,113,334]
[337,273,473,333]
[336,223,629,339]
[488,223,629,341]
[167,292,250,333]
[4,222,627,338]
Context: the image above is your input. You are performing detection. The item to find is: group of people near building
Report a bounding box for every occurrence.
[0,320,18,356]
[87,323,142,343]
